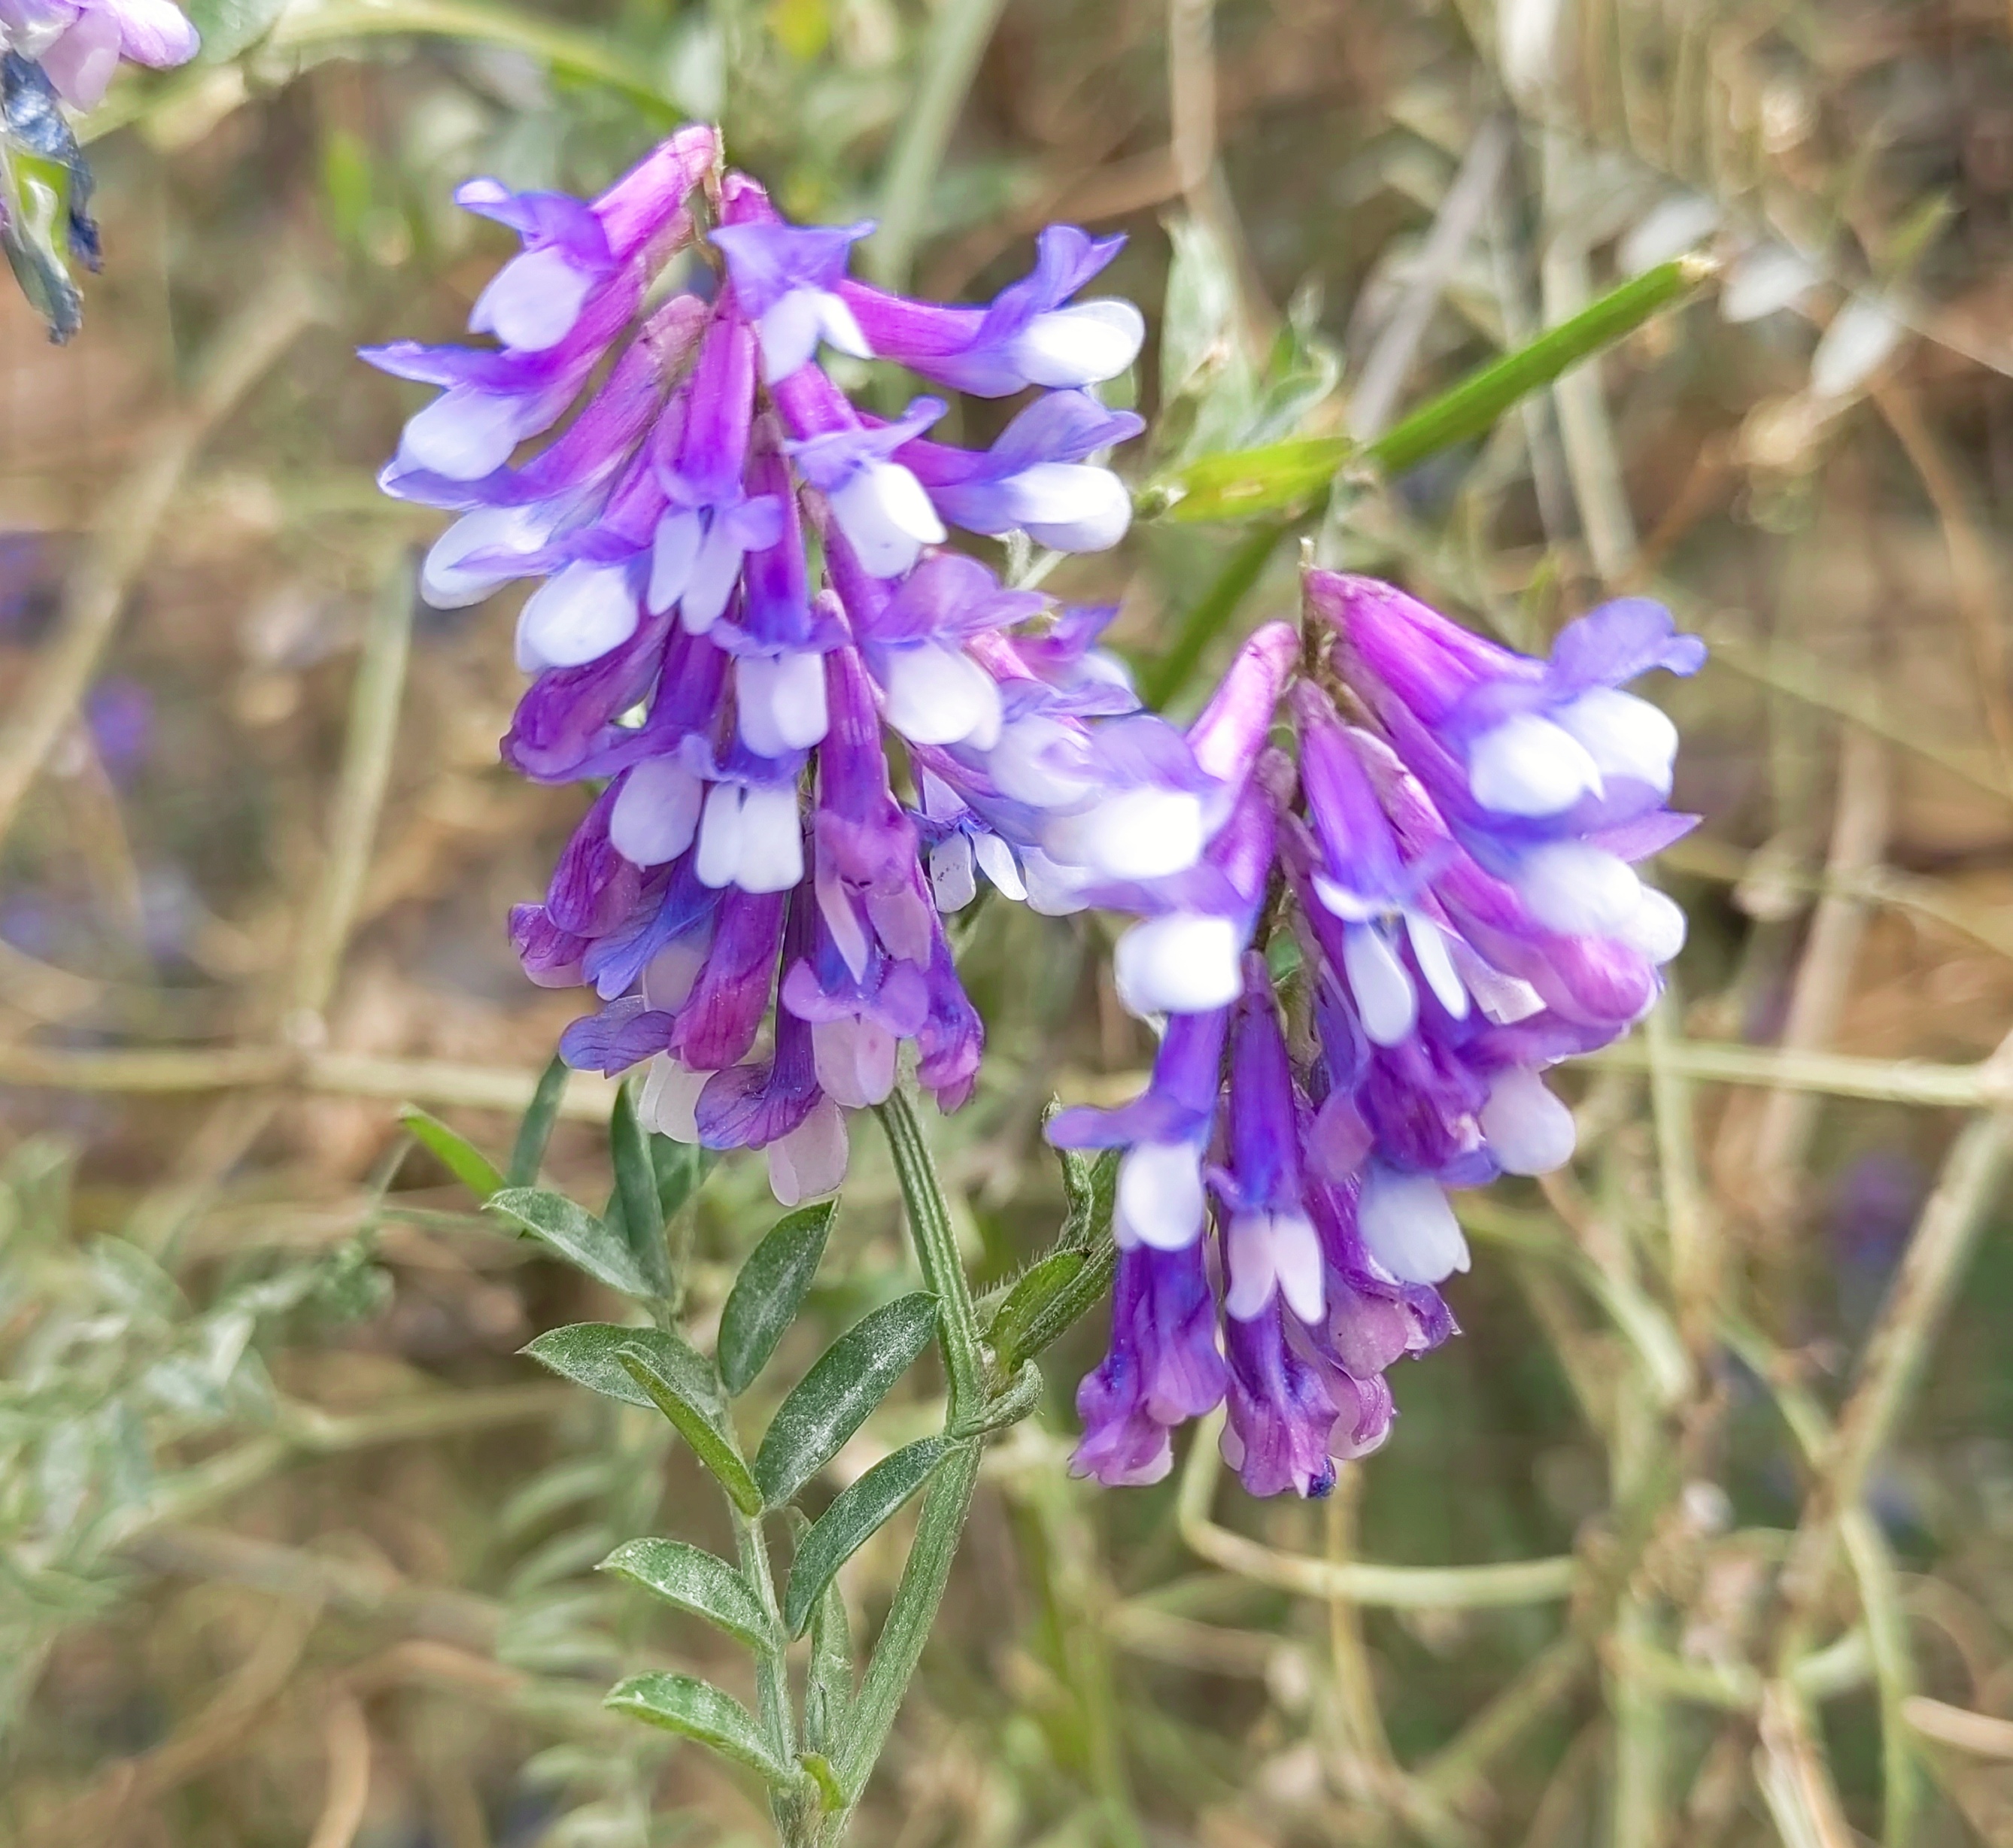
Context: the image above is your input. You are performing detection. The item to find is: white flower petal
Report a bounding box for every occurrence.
[737,651,830,757]
[422,504,551,608]
[1311,874,1382,924]
[1480,1068,1577,1176]
[972,831,1027,901]
[1117,1142,1207,1251]
[987,715,1096,808]
[694,782,744,889]
[1517,843,1643,936]
[812,1018,898,1109]
[881,642,1003,749]
[1404,912,1470,1021]
[1342,923,1417,1047]
[1618,883,1688,964]
[1018,848,1092,916]
[648,509,704,614]
[1468,713,1605,818]
[1227,1212,1328,1324]
[1010,299,1146,387]
[813,290,874,360]
[1358,1168,1471,1285]
[681,514,748,634]
[1273,1213,1327,1325]
[1005,463,1134,553]
[733,781,806,893]
[516,561,639,670]
[401,384,533,481]
[1045,786,1204,882]
[642,1056,707,1142]
[1114,913,1242,1017]
[929,832,978,912]
[757,293,823,383]
[831,462,943,578]
[768,1096,849,1206]
[1553,687,1678,794]
[470,244,593,352]
[609,757,704,866]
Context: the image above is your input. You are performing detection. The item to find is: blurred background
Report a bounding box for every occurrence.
[7,0,2013,1843]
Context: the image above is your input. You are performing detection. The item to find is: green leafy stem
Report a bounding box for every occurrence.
[396,1068,1119,1846]
[1142,255,1713,526]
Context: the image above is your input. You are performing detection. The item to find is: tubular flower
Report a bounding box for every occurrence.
[369,131,1212,1206]
[1053,569,1702,1497]
[1,2,197,339]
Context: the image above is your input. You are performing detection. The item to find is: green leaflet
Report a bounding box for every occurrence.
[487,1188,654,1299]
[599,1538,773,1650]
[607,1085,671,1297]
[782,1437,947,1637]
[751,1293,939,1511]
[604,1672,791,1783]
[506,1055,570,1188]
[521,1322,706,1410]
[399,1108,502,1200]
[718,1198,838,1396]
[1150,258,1704,523]
[616,1340,764,1517]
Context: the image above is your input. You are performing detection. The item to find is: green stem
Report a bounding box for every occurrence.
[1152,256,1710,523]
[829,1438,982,1819]
[812,1097,997,1838]
[733,1508,815,1846]
[865,0,1007,289]
[275,0,674,119]
[873,1092,985,1425]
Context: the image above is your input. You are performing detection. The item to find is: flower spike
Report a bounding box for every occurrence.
[1052,568,1703,1498]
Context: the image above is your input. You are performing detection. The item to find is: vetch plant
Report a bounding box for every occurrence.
[369,124,1710,1843]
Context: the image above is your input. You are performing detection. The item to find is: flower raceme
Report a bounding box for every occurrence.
[366,128,1212,1203]
[1052,572,1704,1498]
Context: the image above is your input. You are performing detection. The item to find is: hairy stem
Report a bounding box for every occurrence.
[874,1091,986,1425]
[828,1439,982,1831]
[733,1508,815,1846]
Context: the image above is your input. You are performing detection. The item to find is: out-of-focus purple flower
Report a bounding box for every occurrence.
[369,133,1186,1209]
[84,675,151,779]
[1056,570,1702,1498]
[0,531,56,637]
[2,0,197,108]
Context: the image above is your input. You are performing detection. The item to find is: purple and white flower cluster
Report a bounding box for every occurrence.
[367,129,1239,1204]
[1053,570,1704,1498]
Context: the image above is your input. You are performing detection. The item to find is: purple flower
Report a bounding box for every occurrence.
[1222,1309,1338,1501]
[1055,567,1702,1497]
[1073,1242,1228,1488]
[372,133,1183,1208]
[709,214,876,382]
[898,390,1145,554]
[2,0,197,108]
[832,225,1144,399]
